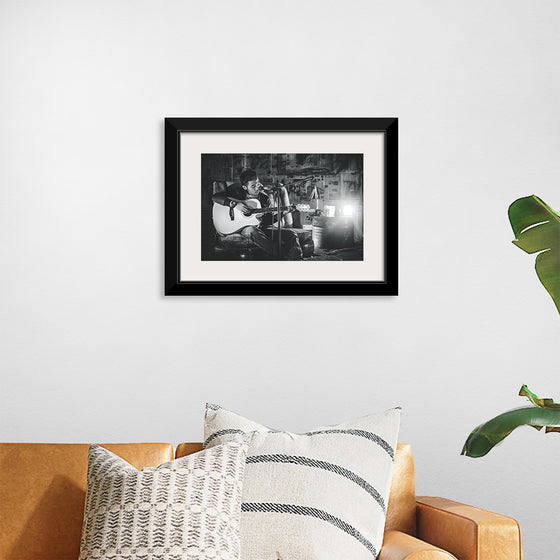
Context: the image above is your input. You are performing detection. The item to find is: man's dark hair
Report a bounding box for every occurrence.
[239,168,257,186]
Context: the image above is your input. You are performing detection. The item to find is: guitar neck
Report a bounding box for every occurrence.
[249,205,294,215]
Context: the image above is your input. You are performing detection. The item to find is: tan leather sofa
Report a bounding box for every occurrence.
[0,442,521,560]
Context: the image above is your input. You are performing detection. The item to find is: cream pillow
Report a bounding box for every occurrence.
[204,404,401,560]
[79,440,248,560]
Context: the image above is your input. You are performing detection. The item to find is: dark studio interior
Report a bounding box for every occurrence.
[201,153,365,261]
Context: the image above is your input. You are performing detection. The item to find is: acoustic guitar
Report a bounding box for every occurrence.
[213,199,302,235]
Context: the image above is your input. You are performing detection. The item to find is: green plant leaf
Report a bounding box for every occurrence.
[519,384,560,409]
[508,195,560,314]
[462,385,560,458]
[461,406,560,458]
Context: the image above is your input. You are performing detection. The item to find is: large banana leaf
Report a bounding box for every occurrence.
[461,386,560,458]
[508,195,560,314]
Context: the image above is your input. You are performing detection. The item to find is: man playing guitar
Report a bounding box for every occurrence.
[212,168,303,260]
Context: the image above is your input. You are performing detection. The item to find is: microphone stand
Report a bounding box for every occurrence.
[277,190,282,258]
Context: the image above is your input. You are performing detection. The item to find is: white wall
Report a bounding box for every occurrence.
[1,1,559,557]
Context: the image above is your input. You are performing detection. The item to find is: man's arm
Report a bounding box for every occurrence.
[213,184,245,205]
[212,191,235,206]
[212,190,252,216]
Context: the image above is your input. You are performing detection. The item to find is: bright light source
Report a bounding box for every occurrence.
[343,204,354,216]
[324,205,336,217]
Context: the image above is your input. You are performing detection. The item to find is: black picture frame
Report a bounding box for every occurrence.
[165,117,398,296]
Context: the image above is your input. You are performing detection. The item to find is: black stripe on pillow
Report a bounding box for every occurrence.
[241,502,377,557]
[305,429,395,459]
[204,428,394,458]
[247,454,386,512]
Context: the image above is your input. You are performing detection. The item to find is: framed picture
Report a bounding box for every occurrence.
[165,118,397,296]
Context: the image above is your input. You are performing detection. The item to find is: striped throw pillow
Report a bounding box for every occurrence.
[79,441,249,560]
[204,405,401,560]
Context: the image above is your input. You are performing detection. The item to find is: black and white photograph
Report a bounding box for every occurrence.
[201,153,364,262]
[165,117,398,295]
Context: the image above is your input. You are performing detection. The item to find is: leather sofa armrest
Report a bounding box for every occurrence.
[379,530,457,559]
[416,496,522,560]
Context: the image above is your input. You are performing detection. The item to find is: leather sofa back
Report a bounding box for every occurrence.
[175,441,417,536]
[385,443,416,535]
[0,443,173,560]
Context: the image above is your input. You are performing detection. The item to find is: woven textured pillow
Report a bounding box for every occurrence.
[204,405,401,560]
[79,441,248,560]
